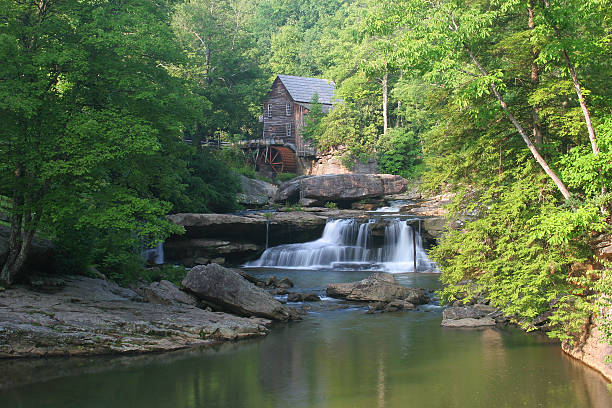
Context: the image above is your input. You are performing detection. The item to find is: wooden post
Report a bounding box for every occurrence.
[412,226,417,273]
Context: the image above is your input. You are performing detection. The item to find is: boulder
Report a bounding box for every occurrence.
[326,272,428,304]
[275,174,408,204]
[236,175,277,206]
[275,177,305,202]
[137,280,198,306]
[277,277,294,288]
[182,264,300,321]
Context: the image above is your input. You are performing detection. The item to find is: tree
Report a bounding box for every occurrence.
[302,93,325,143]
[0,0,190,284]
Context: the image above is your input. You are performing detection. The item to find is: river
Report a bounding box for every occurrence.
[1,269,610,408]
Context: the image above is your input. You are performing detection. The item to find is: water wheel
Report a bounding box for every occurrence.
[258,146,297,173]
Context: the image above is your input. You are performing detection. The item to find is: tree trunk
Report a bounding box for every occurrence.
[1,221,36,286]
[396,70,403,127]
[541,0,599,155]
[562,50,599,156]
[528,4,543,145]
[382,71,388,135]
[1,193,24,285]
[464,46,571,200]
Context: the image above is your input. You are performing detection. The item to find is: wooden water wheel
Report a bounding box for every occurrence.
[258,146,297,173]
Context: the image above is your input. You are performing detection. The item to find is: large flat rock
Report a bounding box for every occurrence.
[165,212,327,264]
[182,264,301,321]
[0,276,270,357]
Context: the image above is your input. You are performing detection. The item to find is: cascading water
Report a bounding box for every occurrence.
[142,243,164,265]
[245,218,437,273]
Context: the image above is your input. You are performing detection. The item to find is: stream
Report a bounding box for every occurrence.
[1,269,611,407]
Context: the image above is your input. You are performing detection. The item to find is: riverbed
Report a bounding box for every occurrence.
[1,269,611,407]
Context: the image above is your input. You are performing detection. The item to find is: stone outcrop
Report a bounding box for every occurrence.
[182,264,301,321]
[166,212,326,265]
[0,276,271,357]
[275,174,408,205]
[562,316,612,382]
[236,175,277,206]
[326,272,428,305]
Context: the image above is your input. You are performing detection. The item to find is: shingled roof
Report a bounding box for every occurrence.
[277,74,336,105]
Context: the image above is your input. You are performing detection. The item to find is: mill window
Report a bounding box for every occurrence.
[267,104,272,118]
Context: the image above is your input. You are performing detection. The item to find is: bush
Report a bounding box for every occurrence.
[170,149,241,213]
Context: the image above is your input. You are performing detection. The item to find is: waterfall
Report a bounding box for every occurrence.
[245,218,437,273]
[142,243,164,265]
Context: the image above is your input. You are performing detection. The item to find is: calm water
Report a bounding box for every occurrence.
[1,269,611,408]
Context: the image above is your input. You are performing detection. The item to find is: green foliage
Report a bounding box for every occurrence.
[139,265,189,287]
[170,149,241,214]
[302,93,325,144]
[377,128,424,179]
[324,202,338,209]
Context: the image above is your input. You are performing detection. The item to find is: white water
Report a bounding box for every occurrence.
[246,218,437,273]
[368,200,413,213]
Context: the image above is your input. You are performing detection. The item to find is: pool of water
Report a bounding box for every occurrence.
[1,269,610,408]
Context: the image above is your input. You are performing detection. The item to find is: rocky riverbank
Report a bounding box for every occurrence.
[0,265,302,358]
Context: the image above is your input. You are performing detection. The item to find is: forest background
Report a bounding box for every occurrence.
[1,0,610,347]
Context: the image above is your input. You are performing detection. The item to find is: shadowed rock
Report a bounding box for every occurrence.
[136,280,198,307]
[182,264,301,321]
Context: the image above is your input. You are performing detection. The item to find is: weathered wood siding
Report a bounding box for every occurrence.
[263,79,296,145]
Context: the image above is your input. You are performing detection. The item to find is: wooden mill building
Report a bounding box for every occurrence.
[259,75,336,173]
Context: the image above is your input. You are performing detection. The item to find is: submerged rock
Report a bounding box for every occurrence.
[182,264,301,321]
[326,272,428,304]
[287,293,321,302]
